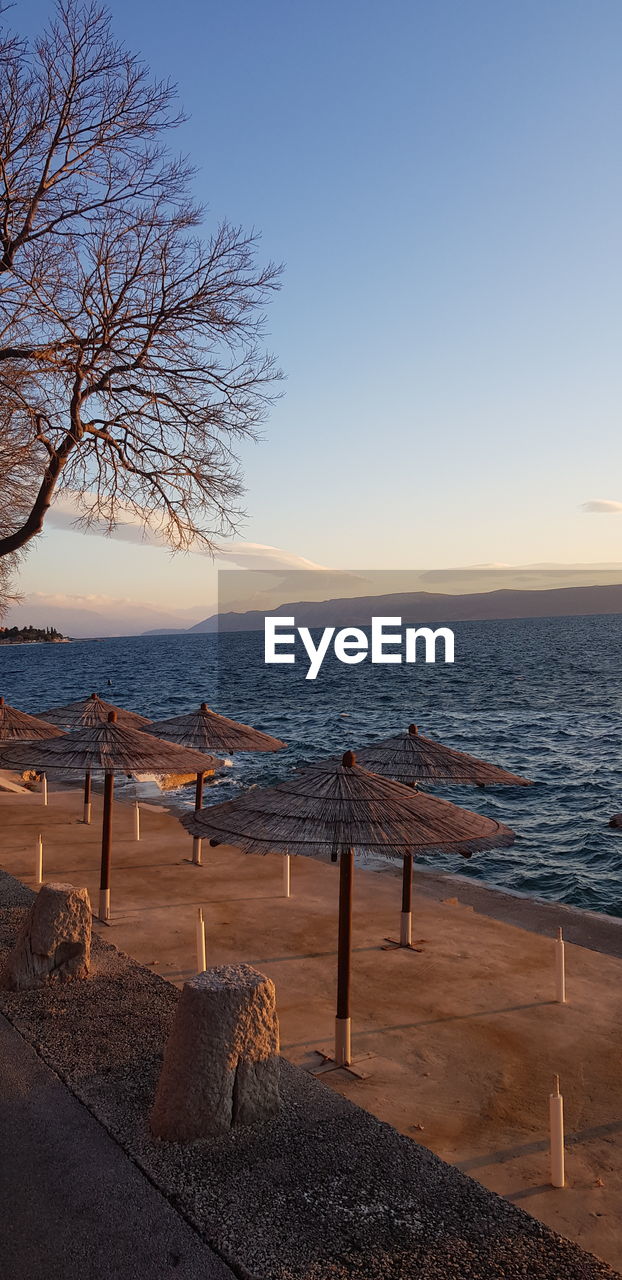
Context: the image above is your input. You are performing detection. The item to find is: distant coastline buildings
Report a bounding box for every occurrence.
[0,625,67,645]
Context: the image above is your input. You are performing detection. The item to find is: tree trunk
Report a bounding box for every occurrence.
[0,435,75,558]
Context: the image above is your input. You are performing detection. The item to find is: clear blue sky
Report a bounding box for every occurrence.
[13,0,622,626]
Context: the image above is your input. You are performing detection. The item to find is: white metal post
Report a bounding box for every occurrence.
[35,833,43,887]
[196,906,207,972]
[555,926,566,1003]
[549,1074,565,1188]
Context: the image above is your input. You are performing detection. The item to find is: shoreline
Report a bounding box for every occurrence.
[0,639,69,646]
[378,862,622,958]
[5,767,622,956]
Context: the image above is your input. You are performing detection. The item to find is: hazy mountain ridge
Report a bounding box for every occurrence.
[188,582,622,632]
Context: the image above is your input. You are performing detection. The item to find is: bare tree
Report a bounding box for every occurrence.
[0,0,281,560]
[0,383,45,612]
[0,558,17,618]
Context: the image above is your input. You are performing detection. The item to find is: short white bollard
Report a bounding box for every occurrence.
[133,801,140,842]
[555,926,566,1004]
[41,773,48,806]
[35,834,43,887]
[196,906,206,973]
[549,1073,565,1188]
[192,837,203,867]
[283,854,291,898]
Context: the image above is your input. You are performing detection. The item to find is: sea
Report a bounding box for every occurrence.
[1,612,621,918]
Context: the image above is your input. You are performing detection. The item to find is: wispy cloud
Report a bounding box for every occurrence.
[22,591,202,612]
[581,499,622,514]
[215,543,326,571]
[47,491,328,572]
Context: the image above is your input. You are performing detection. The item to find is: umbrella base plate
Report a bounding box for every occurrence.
[309,1049,375,1081]
[381,937,425,951]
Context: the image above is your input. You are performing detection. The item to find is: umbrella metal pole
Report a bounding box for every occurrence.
[99,772,114,922]
[83,770,92,825]
[335,847,354,1066]
[382,851,422,952]
[192,771,204,866]
[400,852,413,946]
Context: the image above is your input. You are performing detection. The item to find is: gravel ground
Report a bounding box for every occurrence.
[0,869,618,1280]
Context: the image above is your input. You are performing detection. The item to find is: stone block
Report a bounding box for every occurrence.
[151,963,280,1140]
[1,883,91,990]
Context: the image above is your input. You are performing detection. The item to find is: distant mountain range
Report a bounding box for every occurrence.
[4,597,207,639]
[169,582,622,633]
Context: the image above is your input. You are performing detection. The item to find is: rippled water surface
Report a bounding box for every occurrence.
[1,614,621,916]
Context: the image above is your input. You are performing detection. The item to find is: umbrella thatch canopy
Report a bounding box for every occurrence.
[4,713,223,922]
[0,697,65,742]
[145,703,285,754]
[34,694,152,823]
[145,702,285,865]
[4,719,221,775]
[354,724,529,949]
[181,750,514,860]
[36,692,151,730]
[181,750,514,1068]
[355,724,531,787]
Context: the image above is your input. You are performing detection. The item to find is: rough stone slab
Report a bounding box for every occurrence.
[152,963,280,1139]
[0,870,618,1280]
[0,1013,235,1280]
[1,881,91,990]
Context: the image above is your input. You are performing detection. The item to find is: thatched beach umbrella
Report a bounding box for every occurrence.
[36,694,152,823]
[356,724,531,788]
[37,692,151,730]
[356,724,531,949]
[4,713,223,923]
[0,697,65,742]
[0,698,65,798]
[145,703,285,865]
[181,750,514,1070]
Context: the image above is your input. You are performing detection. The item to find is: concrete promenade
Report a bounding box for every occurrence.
[0,1011,234,1279]
[0,858,619,1280]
